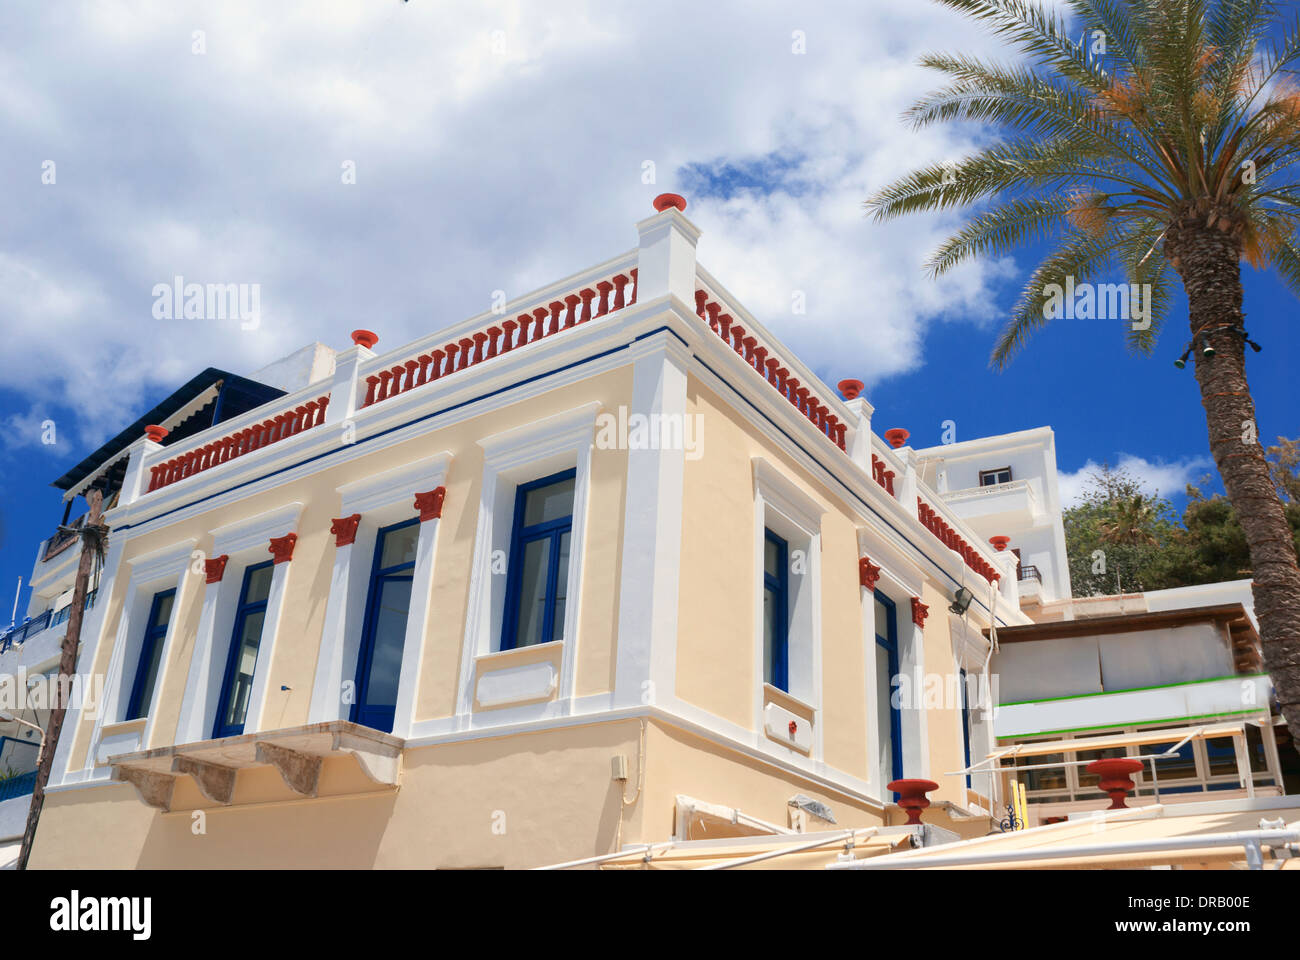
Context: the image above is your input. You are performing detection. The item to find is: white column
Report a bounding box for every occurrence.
[118,435,162,507]
[634,203,701,306]
[845,396,875,472]
[175,578,228,745]
[613,334,690,708]
[307,541,361,724]
[325,343,374,427]
[391,516,441,738]
[897,447,919,508]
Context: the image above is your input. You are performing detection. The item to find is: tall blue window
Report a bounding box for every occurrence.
[213,561,274,739]
[762,530,789,691]
[959,667,972,789]
[874,592,903,785]
[125,589,175,720]
[352,519,419,733]
[501,470,575,650]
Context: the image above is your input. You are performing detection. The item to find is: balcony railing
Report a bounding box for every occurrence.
[0,771,37,803]
[146,393,331,493]
[1018,564,1042,582]
[0,611,51,653]
[916,496,1001,584]
[693,280,848,453]
[358,264,639,411]
[41,514,85,563]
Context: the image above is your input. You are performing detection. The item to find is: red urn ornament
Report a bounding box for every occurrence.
[884,428,910,449]
[652,193,687,212]
[351,329,379,349]
[837,378,864,401]
[1086,758,1144,809]
[144,424,169,444]
[989,535,1011,552]
[888,779,939,825]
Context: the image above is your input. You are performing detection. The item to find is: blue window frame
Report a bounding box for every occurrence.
[959,667,973,789]
[213,561,274,739]
[125,589,175,721]
[501,469,576,651]
[874,591,904,786]
[352,518,420,733]
[762,529,789,692]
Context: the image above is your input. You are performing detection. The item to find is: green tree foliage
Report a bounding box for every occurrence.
[1067,439,1300,595]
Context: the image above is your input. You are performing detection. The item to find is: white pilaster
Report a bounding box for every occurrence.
[634,206,701,305]
[324,343,375,426]
[612,333,690,709]
[845,396,875,472]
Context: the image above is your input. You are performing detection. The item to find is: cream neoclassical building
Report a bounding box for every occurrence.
[22,194,1032,869]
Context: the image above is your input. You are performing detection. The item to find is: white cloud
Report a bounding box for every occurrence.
[0,0,1043,451]
[1057,454,1216,507]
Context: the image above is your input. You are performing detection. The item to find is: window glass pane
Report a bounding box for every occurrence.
[151,593,174,630]
[379,523,420,569]
[513,538,551,647]
[1245,726,1270,773]
[362,577,412,710]
[764,537,780,578]
[222,610,265,730]
[1020,753,1067,792]
[1145,741,1198,781]
[874,598,890,642]
[876,643,895,779]
[551,532,570,642]
[522,478,575,526]
[244,565,274,605]
[1205,737,1240,777]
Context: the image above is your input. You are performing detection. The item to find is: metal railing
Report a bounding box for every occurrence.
[0,771,37,803]
[1018,564,1042,582]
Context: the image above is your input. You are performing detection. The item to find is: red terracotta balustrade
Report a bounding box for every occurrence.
[916,497,1000,585]
[147,394,331,494]
[694,289,846,452]
[360,268,639,410]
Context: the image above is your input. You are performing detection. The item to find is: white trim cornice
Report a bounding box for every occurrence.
[210,501,304,557]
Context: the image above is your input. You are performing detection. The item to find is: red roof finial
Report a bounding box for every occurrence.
[144,424,169,444]
[837,378,864,401]
[653,193,687,213]
[351,329,379,349]
[884,427,910,449]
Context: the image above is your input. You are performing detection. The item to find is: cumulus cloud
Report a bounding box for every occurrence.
[1057,454,1216,507]
[0,0,1044,454]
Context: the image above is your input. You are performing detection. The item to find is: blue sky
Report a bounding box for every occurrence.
[0,0,1295,624]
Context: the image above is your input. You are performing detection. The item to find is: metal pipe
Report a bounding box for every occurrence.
[697,828,880,871]
[826,828,1300,870]
[532,842,676,871]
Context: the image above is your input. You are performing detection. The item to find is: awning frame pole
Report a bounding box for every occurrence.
[825,828,1300,871]
[696,828,883,871]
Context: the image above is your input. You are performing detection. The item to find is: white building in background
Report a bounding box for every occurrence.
[914,427,1071,610]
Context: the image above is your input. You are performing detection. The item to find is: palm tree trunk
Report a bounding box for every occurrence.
[1168,213,1300,747]
[15,487,104,870]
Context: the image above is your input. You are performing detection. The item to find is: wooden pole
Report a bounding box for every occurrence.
[16,487,104,870]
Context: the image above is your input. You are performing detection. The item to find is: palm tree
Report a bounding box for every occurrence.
[1100,493,1162,545]
[866,0,1300,743]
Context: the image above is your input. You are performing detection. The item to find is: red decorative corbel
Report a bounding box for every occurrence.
[911,596,929,627]
[788,720,798,738]
[268,533,298,564]
[858,556,881,591]
[204,554,229,584]
[330,514,362,547]
[414,486,447,522]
